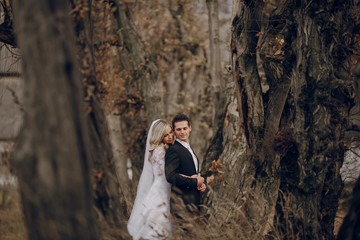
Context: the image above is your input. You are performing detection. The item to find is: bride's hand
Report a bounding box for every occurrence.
[198,183,206,193]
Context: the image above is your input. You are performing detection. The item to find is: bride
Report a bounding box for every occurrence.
[127,119,174,239]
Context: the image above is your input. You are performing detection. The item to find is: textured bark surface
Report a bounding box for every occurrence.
[11,0,97,239]
[201,83,249,232]
[110,2,164,207]
[274,2,355,239]
[230,1,280,233]
[87,96,129,230]
[202,0,357,239]
[69,1,130,236]
[206,0,224,132]
[337,30,360,238]
[337,178,360,240]
[113,2,164,124]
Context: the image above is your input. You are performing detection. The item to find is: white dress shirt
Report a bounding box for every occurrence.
[176,139,199,173]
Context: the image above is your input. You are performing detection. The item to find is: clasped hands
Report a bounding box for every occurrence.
[191,173,206,193]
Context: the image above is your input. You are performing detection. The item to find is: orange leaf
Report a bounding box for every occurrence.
[207,175,215,185]
[209,160,222,172]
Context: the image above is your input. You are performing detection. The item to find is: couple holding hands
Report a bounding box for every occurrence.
[127,113,206,239]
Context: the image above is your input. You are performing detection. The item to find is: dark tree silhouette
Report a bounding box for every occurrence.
[11,0,97,239]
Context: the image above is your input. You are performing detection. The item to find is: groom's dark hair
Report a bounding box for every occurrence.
[172,113,191,129]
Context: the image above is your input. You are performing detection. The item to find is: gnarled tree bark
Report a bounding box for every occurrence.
[69,1,130,236]
[203,1,357,240]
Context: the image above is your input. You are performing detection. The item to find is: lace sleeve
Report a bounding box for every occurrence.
[151,146,166,176]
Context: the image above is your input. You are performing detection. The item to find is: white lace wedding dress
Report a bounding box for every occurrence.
[127,145,172,240]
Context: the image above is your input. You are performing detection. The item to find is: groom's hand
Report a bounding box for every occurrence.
[198,183,206,193]
[196,174,204,188]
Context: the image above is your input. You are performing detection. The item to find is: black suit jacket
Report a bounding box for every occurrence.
[165,141,200,207]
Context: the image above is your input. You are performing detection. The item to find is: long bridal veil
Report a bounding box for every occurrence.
[127,119,160,237]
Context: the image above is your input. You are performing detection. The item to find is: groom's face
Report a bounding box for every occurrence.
[174,120,191,142]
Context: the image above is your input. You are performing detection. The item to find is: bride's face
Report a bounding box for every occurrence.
[162,126,174,144]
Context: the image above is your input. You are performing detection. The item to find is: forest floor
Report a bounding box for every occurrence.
[0,188,28,240]
[0,182,354,240]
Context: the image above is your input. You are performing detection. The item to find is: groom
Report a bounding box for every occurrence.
[165,113,206,213]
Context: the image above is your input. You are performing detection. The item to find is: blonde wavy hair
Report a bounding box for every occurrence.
[149,119,172,156]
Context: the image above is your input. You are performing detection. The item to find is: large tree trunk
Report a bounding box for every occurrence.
[11,0,97,239]
[230,1,281,234]
[201,2,281,236]
[273,1,355,239]
[69,1,131,236]
[337,35,360,239]
[202,0,357,239]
